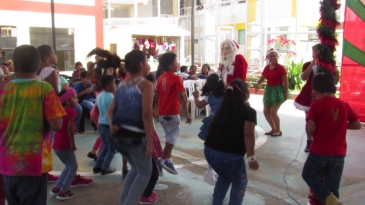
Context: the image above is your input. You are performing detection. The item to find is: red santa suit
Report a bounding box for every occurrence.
[219,40,248,84]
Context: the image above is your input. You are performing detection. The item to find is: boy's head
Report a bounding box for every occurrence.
[159,53,178,72]
[101,75,116,92]
[13,45,41,73]
[180,66,188,74]
[312,72,336,99]
[80,71,91,85]
[189,65,197,74]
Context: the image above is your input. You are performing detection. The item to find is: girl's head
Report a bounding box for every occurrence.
[201,64,210,75]
[125,50,150,76]
[312,44,320,59]
[189,65,197,74]
[37,45,57,65]
[266,48,278,64]
[201,73,224,98]
[104,67,114,76]
[208,79,250,134]
[75,62,83,70]
[58,88,78,107]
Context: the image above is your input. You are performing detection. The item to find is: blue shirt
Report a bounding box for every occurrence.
[113,80,144,133]
[74,82,95,102]
[96,91,114,125]
[204,93,223,114]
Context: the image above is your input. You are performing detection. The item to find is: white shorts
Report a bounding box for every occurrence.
[159,115,180,145]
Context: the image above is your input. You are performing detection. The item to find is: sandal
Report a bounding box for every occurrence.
[270,132,282,137]
[264,131,274,135]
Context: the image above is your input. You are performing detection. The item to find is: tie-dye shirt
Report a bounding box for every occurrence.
[0,79,66,176]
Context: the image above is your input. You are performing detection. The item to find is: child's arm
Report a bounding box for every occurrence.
[192,90,208,109]
[348,120,361,130]
[94,105,100,114]
[244,120,259,170]
[68,115,76,150]
[306,119,315,135]
[141,81,154,156]
[107,98,119,134]
[178,92,192,124]
[49,118,63,132]
[44,70,60,94]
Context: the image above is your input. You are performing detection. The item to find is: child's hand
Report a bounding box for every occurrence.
[84,88,92,94]
[192,90,199,98]
[110,125,120,134]
[185,114,192,124]
[145,142,153,156]
[153,110,159,121]
[248,160,259,171]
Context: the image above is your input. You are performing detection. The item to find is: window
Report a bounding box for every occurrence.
[238,0,246,3]
[0,26,16,37]
[221,0,230,6]
[238,30,245,44]
[197,0,204,10]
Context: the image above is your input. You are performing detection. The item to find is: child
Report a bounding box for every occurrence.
[93,75,117,175]
[302,72,361,205]
[204,80,259,205]
[0,45,65,205]
[72,62,83,78]
[156,53,192,175]
[192,73,224,185]
[108,50,154,205]
[74,71,96,114]
[179,65,189,80]
[50,88,93,200]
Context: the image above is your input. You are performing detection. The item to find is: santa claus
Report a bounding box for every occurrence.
[217,39,248,84]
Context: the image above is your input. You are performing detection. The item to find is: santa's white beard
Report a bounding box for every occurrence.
[220,53,235,67]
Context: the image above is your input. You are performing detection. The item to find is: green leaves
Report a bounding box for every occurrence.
[286,60,304,91]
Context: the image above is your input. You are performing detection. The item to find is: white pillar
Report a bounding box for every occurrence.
[108,0,111,25]
[157,0,161,18]
[134,0,138,23]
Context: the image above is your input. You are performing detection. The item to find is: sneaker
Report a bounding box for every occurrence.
[204,171,217,186]
[304,140,312,153]
[101,167,116,175]
[156,159,164,177]
[163,161,178,175]
[87,152,97,159]
[47,173,59,183]
[56,190,74,201]
[70,174,93,187]
[140,192,158,204]
[50,187,60,196]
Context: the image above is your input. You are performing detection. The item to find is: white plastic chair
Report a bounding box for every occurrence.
[195,79,211,117]
[183,80,198,120]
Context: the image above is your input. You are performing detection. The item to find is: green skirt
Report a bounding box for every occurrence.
[263,84,285,107]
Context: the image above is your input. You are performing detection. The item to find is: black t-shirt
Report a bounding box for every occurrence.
[204,105,257,156]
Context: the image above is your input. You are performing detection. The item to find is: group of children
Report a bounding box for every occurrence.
[0,44,363,205]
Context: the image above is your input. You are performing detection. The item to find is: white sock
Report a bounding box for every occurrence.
[166,158,172,163]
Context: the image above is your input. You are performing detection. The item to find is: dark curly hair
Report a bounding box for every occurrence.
[201,73,224,98]
[86,48,122,91]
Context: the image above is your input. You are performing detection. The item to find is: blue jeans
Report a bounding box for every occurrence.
[80,99,94,112]
[204,146,248,205]
[54,150,78,192]
[112,137,152,205]
[95,125,116,169]
[302,154,345,203]
[2,173,47,205]
[74,103,83,127]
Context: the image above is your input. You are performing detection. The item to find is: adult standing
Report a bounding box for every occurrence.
[294,44,340,152]
[217,39,248,84]
[255,48,289,137]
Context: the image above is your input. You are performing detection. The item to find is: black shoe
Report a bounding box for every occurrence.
[304,140,312,153]
[270,132,282,137]
[93,167,102,174]
[101,167,116,175]
[87,152,96,159]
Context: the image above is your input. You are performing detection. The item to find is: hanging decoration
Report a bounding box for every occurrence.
[315,0,341,75]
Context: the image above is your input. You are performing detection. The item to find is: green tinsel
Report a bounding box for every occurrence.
[320,1,337,20]
[316,44,335,63]
[317,24,337,38]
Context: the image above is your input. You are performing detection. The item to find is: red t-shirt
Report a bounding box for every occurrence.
[156,72,185,115]
[263,64,287,86]
[53,107,76,150]
[72,70,80,78]
[307,96,358,156]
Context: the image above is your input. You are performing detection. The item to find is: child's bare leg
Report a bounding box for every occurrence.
[87,136,102,159]
[304,111,313,152]
[122,157,129,179]
[263,106,275,133]
[270,105,282,134]
[163,143,174,159]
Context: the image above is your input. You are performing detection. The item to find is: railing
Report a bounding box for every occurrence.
[103,17,179,26]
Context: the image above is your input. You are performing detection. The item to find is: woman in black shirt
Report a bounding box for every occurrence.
[204,79,259,205]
